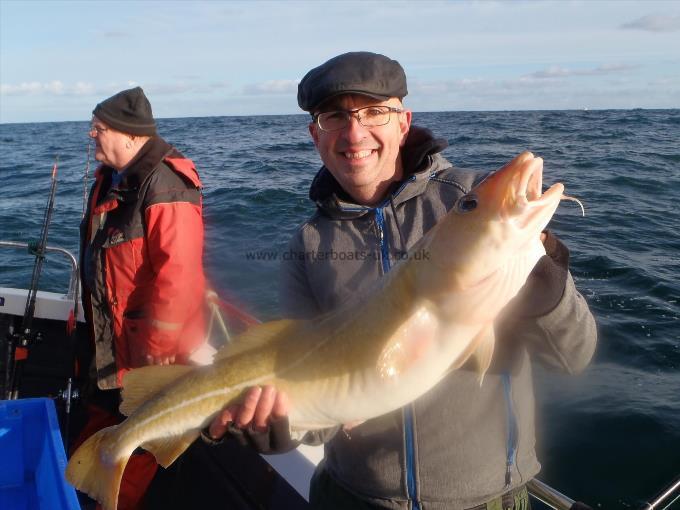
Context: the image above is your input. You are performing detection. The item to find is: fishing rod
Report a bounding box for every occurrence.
[4,157,59,400]
[57,140,91,449]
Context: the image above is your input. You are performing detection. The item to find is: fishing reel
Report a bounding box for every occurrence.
[3,323,45,400]
[11,326,46,351]
[56,377,80,414]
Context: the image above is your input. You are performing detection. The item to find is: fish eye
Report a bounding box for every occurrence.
[456,194,478,213]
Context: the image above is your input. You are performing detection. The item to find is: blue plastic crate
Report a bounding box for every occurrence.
[0,398,80,510]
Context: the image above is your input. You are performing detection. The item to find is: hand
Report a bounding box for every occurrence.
[145,353,176,365]
[207,385,289,440]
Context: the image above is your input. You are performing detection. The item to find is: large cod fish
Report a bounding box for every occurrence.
[67,152,567,510]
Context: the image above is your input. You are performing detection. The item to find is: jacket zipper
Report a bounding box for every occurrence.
[502,372,518,488]
[375,208,390,274]
[374,207,420,510]
[404,405,419,510]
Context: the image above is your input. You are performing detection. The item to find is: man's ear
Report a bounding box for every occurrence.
[309,122,320,148]
[399,110,412,147]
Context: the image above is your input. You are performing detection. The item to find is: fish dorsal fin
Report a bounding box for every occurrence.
[120,365,194,416]
[376,305,439,380]
[142,429,200,468]
[213,319,301,362]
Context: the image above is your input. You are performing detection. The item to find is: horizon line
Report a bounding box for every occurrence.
[2,106,678,126]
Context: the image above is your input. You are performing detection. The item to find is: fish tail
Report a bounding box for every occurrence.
[66,425,129,510]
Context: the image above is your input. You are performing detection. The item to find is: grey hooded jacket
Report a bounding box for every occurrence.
[278,126,597,509]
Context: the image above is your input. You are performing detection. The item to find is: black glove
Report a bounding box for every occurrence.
[201,417,299,454]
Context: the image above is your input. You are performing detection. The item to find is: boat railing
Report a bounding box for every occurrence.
[638,475,680,510]
[528,475,680,510]
[528,479,575,509]
[0,241,79,300]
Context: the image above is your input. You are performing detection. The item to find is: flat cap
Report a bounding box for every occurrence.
[93,86,157,136]
[297,51,408,112]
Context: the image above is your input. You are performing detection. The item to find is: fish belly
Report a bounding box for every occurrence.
[284,317,480,431]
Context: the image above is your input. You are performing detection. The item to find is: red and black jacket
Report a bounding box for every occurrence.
[80,136,206,389]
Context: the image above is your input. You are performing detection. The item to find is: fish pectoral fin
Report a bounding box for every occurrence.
[377,305,439,380]
[471,325,495,386]
[142,429,200,468]
[447,324,496,383]
[120,365,194,416]
[213,319,301,361]
[66,425,127,510]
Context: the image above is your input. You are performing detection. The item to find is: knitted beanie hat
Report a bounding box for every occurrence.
[92,87,157,136]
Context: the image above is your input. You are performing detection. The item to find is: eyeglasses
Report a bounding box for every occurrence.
[89,125,109,136]
[314,106,404,132]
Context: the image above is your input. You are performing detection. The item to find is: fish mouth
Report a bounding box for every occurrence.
[473,152,554,207]
[467,152,566,228]
[508,153,564,226]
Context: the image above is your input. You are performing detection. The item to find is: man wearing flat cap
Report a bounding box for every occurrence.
[209,52,596,510]
[76,87,208,509]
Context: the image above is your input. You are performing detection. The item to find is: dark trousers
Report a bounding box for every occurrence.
[310,466,381,510]
[145,438,308,510]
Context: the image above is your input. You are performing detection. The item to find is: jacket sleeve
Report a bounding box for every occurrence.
[142,190,205,358]
[497,231,597,373]
[279,228,322,320]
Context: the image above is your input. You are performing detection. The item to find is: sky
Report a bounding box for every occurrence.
[1,0,679,123]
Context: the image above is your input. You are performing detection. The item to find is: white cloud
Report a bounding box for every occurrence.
[243,80,299,95]
[0,80,200,98]
[621,14,680,32]
[523,64,636,80]
[1,80,68,95]
[73,82,96,95]
[1,82,37,95]
[408,66,680,112]
[415,78,490,95]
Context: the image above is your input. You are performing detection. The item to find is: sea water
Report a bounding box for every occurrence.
[1,109,678,508]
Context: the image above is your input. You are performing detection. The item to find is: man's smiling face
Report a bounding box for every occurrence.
[309,94,411,206]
